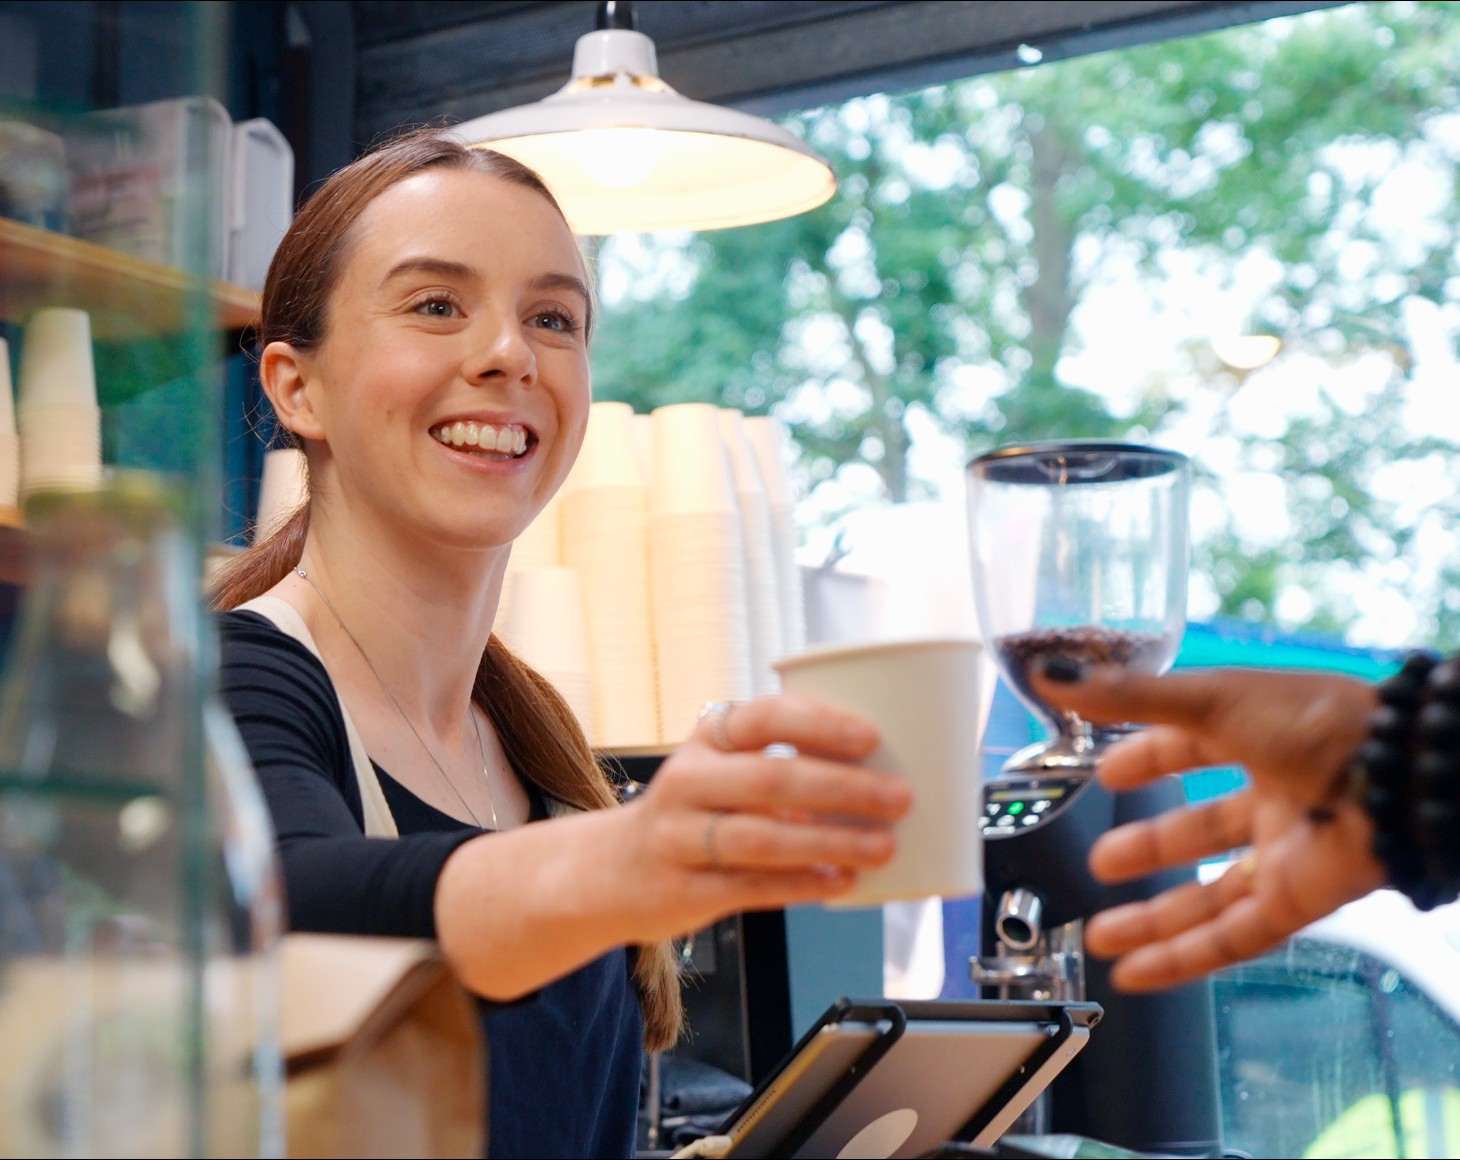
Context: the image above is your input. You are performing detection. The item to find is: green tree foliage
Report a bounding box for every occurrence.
[590,1,1460,645]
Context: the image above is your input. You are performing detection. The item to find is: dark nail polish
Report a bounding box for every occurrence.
[1040,655,1085,683]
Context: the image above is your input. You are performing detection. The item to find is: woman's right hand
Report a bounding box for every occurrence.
[611,693,913,937]
[436,692,911,1000]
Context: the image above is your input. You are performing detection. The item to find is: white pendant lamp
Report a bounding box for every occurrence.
[451,1,837,236]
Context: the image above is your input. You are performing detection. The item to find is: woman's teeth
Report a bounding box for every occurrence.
[431,422,529,458]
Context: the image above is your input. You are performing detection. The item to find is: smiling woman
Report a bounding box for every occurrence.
[206,129,912,1159]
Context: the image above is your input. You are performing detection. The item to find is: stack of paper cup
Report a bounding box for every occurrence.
[499,489,562,634]
[255,447,309,541]
[649,403,754,742]
[631,413,654,482]
[511,491,562,569]
[719,410,782,695]
[560,402,660,747]
[0,339,18,514]
[17,308,103,497]
[744,415,805,657]
[498,565,594,742]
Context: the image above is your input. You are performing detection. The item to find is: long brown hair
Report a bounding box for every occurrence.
[211,129,681,1052]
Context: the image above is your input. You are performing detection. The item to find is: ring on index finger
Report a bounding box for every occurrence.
[1238,850,1258,881]
[700,701,736,752]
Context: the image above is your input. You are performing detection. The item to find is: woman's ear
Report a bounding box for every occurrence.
[259,340,328,442]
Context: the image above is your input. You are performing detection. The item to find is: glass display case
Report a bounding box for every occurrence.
[0,5,279,1156]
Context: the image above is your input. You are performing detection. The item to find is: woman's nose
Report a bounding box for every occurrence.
[468,315,537,386]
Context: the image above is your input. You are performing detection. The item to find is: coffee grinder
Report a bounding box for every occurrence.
[966,444,1220,1156]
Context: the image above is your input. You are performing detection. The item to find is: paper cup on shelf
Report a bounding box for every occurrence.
[631,413,654,481]
[255,447,308,540]
[17,402,102,498]
[499,492,562,634]
[17,308,97,409]
[16,311,103,500]
[510,491,561,569]
[744,415,805,655]
[499,566,589,672]
[743,415,794,507]
[774,638,985,907]
[719,409,782,694]
[650,509,754,740]
[650,403,737,516]
[562,483,661,747]
[561,402,644,494]
[14,402,102,431]
[498,566,594,740]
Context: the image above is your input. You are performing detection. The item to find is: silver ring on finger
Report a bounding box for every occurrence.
[700,700,736,752]
[1237,850,1257,882]
[703,810,729,870]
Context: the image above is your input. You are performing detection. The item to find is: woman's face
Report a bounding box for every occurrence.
[295,167,591,551]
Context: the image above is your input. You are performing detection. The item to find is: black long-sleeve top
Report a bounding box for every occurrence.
[218,609,644,1159]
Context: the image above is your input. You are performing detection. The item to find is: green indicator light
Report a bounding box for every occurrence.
[1008,801,1025,815]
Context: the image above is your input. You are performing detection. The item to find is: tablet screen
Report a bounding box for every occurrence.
[717,1001,1098,1160]
[796,1020,1073,1159]
[724,1017,893,1157]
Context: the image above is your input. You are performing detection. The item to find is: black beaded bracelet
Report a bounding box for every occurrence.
[1416,657,1460,901]
[1341,650,1460,911]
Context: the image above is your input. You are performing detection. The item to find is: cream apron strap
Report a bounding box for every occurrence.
[236,594,400,839]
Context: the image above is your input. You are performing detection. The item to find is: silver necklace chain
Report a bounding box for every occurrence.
[294,565,499,830]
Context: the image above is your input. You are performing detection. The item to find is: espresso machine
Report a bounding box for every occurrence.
[966,443,1221,1156]
[975,771,1221,1156]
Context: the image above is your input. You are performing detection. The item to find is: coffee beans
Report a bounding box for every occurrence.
[997,626,1169,719]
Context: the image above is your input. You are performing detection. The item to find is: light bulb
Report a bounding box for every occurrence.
[1211,334,1282,371]
[574,128,663,189]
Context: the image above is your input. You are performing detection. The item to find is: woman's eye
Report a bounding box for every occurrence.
[414,297,458,318]
[532,309,579,333]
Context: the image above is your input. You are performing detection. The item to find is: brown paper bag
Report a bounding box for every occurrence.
[0,955,265,1158]
[283,934,484,1158]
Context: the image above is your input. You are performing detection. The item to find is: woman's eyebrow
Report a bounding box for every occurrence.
[380,257,476,286]
[378,263,589,309]
[531,272,591,304]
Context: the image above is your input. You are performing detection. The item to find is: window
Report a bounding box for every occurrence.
[589,4,1460,1154]
[1216,931,1460,1157]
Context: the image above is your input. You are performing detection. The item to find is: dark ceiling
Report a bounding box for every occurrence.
[347,0,1345,145]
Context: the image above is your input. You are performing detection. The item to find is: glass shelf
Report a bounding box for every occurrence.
[0,218,259,336]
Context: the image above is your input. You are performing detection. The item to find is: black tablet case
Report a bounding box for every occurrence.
[716,997,1103,1159]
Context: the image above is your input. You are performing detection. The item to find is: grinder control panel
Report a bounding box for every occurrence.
[980,773,1092,837]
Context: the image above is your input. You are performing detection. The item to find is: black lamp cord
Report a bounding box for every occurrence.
[1323,650,1460,910]
[597,1,636,31]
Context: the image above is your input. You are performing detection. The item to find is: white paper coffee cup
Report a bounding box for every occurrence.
[649,403,736,516]
[774,637,985,907]
[18,308,97,408]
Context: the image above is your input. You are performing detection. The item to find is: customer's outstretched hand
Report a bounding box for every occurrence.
[1031,664,1388,991]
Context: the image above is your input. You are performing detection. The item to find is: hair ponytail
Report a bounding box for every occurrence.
[209,502,310,611]
[475,641,684,1051]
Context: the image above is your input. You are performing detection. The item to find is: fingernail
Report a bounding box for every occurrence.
[1039,656,1085,683]
[859,832,895,860]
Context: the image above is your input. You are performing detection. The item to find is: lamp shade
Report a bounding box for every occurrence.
[451,29,837,235]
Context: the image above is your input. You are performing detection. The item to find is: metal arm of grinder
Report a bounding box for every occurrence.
[975,767,1222,1157]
